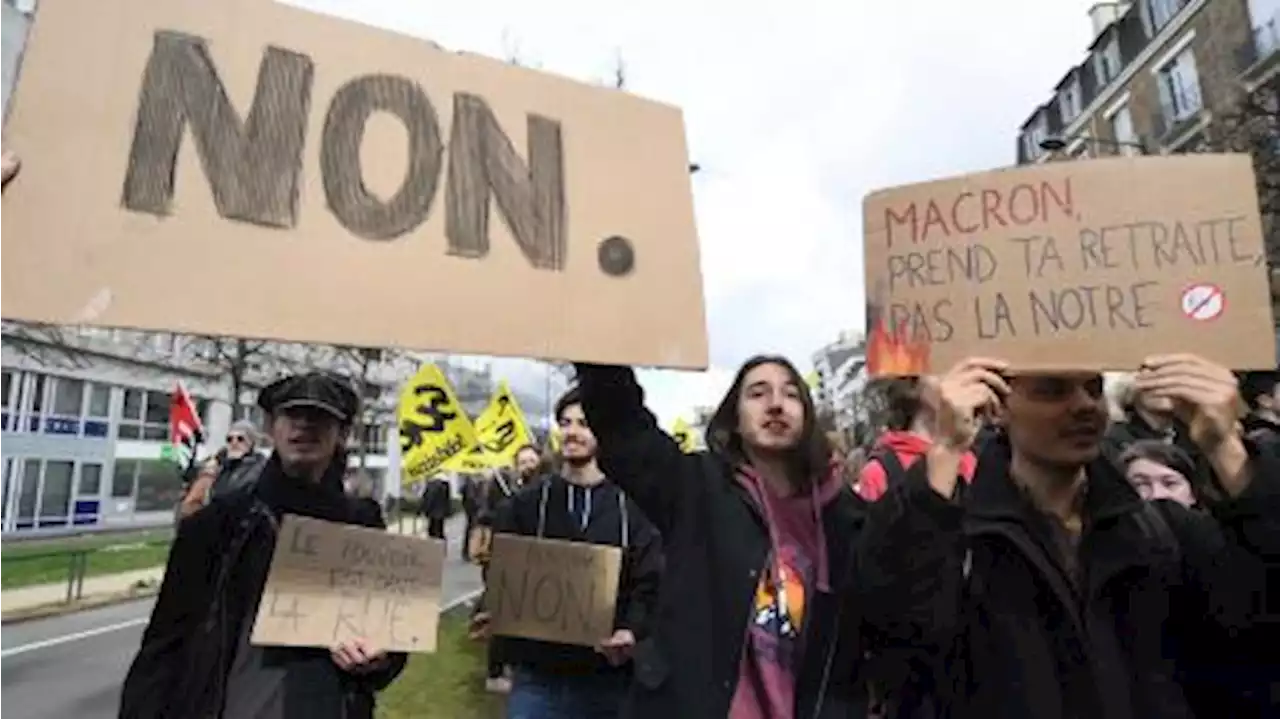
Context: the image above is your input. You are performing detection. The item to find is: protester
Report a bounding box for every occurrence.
[1120,439,1198,508]
[419,475,451,541]
[470,388,663,719]
[209,419,266,500]
[461,472,482,561]
[858,377,976,502]
[857,354,1280,718]
[1102,380,1212,493]
[575,357,870,718]
[176,456,220,521]
[119,371,406,718]
[1240,370,1280,452]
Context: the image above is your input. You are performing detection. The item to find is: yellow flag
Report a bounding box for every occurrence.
[804,371,821,390]
[398,364,477,483]
[443,381,534,472]
[671,418,698,454]
[548,426,563,453]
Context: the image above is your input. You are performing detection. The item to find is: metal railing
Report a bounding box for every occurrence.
[2,537,171,604]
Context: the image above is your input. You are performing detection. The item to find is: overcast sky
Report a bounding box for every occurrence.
[291,0,1103,427]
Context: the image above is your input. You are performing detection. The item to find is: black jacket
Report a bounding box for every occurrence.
[487,473,663,676]
[858,436,1280,719]
[576,364,871,719]
[119,456,407,719]
[419,478,451,520]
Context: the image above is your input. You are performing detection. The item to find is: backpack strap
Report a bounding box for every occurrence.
[869,448,908,490]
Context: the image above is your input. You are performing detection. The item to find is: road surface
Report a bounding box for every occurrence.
[1,517,481,719]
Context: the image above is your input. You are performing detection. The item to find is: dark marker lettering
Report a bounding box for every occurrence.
[122,31,313,227]
[531,575,563,623]
[320,74,444,240]
[445,93,566,270]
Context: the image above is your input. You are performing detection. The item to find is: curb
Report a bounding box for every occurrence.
[1,585,160,625]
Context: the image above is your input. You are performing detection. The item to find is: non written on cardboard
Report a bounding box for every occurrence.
[486,534,621,647]
[251,515,446,653]
[862,154,1276,375]
[1,0,707,369]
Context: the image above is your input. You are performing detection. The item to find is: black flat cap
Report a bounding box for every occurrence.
[258,372,359,423]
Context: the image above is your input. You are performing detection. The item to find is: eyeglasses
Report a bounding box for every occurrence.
[226,434,249,444]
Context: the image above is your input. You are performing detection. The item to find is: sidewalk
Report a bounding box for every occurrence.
[1,567,165,618]
[1,515,466,620]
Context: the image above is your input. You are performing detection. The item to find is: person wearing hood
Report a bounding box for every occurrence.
[858,377,976,502]
[858,355,1280,718]
[574,357,870,719]
[470,388,663,718]
[119,372,406,719]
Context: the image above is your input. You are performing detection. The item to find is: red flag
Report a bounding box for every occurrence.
[170,382,204,454]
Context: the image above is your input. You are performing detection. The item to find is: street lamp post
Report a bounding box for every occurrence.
[1039,135,1149,156]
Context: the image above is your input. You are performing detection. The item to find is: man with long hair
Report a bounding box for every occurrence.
[574,357,871,718]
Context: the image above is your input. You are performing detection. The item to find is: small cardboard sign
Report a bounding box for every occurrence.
[862,155,1277,375]
[251,515,445,653]
[487,534,621,647]
[2,0,707,369]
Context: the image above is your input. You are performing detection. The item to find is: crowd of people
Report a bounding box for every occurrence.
[5,154,1276,718]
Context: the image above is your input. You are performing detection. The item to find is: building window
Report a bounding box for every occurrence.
[1142,0,1185,36]
[119,388,170,441]
[1156,47,1202,126]
[134,460,182,512]
[78,463,103,495]
[357,422,388,454]
[1109,105,1140,156]
[1,370,13,430]
[1024,115,1049,159]
[40,460,73,523]
[111,461,136,498]
[1059,78,1083,123]
[1094,37,1122,85]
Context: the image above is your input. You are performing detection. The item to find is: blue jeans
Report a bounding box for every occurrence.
[506,668,628,719]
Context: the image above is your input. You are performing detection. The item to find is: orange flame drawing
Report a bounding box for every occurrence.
[866,301,932,377]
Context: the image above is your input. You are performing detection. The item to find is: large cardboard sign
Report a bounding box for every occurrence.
[863,155,1276,375]
[251,515,445,653]
[1,0,707,369]
[487,534,621,647]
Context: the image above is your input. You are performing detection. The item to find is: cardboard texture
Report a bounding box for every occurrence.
[2,0,708,369]
[863,155,1277,375]
[250,515,445,654]
[487,533,621,647]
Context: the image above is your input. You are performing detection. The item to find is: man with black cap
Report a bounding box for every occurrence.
[120,371,407,719]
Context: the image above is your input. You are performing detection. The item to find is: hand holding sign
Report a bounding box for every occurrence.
[330,636,388,674]
[926,357,1010,451]
[2,150,19,189]
[1134,354,1240,451]
[596,628,636,667]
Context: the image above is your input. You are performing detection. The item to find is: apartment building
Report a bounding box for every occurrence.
[1016,0,1277,162]
[811,332,871,444]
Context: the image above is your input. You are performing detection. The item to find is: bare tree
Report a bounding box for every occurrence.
[1210,75,1280,265]
[1,321,92,369]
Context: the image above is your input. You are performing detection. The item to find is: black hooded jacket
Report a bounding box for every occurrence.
[575,364,871,719]
[857,435,1280,719]
[119,455,407,719]
[486,473,663,676]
